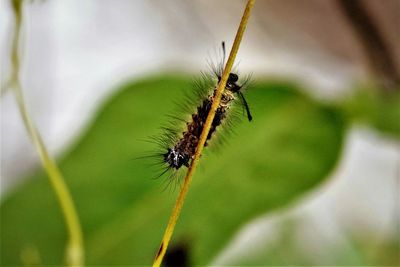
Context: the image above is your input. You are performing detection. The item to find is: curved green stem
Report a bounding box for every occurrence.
[8,1,84,266]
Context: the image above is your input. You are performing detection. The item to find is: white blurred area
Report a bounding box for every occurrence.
[1,0,399,264]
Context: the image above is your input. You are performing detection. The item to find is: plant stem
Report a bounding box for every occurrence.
[151,0,255,266]
[337,0,400,92]
[9,1,84,266]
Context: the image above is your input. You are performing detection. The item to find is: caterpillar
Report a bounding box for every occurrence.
[149,42,252,180]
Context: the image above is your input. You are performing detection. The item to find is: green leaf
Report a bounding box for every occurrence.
[339,86,400,138]
[1,75,345,265]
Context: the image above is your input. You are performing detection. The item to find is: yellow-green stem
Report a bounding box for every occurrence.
[152,0,255,266]
[8,1,84,266]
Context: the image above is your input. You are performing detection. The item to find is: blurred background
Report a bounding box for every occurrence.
[1,0,399,266]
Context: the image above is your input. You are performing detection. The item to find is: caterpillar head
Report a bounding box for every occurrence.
[226,73,241,92]
[218,72,252,121]
[218,72,241,93]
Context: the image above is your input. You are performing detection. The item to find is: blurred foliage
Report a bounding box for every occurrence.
[339,86,400,138]
[2,75,346,265]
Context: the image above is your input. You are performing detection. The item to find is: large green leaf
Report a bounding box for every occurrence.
[1,75,345,265]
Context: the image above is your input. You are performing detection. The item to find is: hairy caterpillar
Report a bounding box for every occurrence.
[148,42,252,181]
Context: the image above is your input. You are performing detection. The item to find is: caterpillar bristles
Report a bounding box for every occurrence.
[141,41,253,187]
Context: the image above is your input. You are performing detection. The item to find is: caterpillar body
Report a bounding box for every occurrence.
[151,42,252,179]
